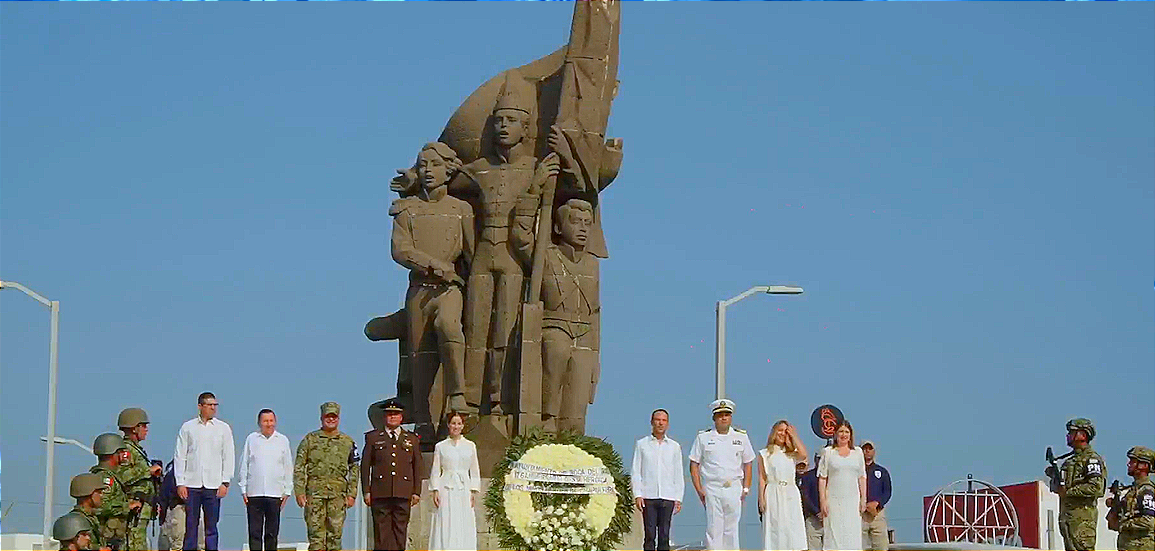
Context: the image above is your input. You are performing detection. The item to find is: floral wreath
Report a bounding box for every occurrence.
[485,430,634,551]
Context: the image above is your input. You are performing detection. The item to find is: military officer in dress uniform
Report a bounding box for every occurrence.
[1111,446,1155,551]
[1057,418,1106,551]
[294,402,360,551]
[689,399,755,551]
[361,398,424,551]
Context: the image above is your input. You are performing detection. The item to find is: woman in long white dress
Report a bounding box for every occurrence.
[428,412,481,551]
[758,420,808,551]
[818,420,866,551]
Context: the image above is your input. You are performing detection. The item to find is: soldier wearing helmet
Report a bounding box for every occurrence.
[118,407,161,550]
[1113,446,1155,550]
[53,512,94,551]
[69,473,109,550]
[90,433,140,548]
[1057,418,1106,551]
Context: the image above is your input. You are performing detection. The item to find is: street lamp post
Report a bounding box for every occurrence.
[40,436,93,455]
[715,285,803,400]
[1,280,60,542]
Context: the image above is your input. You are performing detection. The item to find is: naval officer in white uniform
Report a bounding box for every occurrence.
[689,399,756,550]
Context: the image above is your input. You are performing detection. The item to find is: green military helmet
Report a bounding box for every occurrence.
[52,513,92,542]
[1127,446,1155,468]
[69,473,108,498]
[53,512,92,542]
[117,407,149,429]
[92,433,127,456]
[1066,418,1096,441]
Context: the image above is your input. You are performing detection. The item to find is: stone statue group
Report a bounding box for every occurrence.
[365,1,623,450]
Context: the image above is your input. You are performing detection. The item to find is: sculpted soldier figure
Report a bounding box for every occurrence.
[512,193,599,433]
[390,142,475,438]
[69,473,110,551]
[1057,418,1106,551]
[91,433,139,548]
[1110,446,1155,551]
[118,407,161,550]
[294,402,360,551]
[447,71,559,416]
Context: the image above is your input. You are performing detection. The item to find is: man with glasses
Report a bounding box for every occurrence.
[174,392,235,551]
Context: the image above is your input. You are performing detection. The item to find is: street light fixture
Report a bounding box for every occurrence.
[715,285,804,400]
[1,280,61,542]
[40,436,93,455]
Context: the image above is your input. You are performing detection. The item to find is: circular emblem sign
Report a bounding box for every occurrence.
[810,404,845,439]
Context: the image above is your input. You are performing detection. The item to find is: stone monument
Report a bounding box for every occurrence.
[367,0,622,473]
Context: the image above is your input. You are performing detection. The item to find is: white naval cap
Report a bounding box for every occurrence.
[710,398,735,414]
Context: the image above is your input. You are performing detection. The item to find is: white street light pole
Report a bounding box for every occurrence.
[1,280,60,542]
[715,285,804,400]
[40,436,93,455]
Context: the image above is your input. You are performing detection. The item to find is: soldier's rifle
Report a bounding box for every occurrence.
[1045,446,1075,493]
[1105,479,1132,531]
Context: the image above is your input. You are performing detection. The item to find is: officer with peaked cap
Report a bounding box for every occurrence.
[361,398,424,551]
[1113,446,1155,550]
[689,399,755,550]
[69,473,110,550]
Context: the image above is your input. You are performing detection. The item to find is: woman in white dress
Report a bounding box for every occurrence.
[428,412,481,551]
[758,420,808,551]
[818,420,866,551]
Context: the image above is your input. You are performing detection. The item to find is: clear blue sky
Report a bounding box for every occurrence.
[2,3,1152,548]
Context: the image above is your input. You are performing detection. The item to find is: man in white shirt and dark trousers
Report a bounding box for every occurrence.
[239,409,292,551]
[632,409,685,551]
[174,392,235,551]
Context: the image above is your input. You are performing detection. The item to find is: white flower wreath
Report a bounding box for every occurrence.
[503,443,618,548]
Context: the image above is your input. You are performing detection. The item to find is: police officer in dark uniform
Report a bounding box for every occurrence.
[361,399,424,551]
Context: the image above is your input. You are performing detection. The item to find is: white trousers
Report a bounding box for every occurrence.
[704,480,743,550]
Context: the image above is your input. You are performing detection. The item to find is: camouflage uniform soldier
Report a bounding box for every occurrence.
[1114,446,1155,551]
[90,433,140,548]
[294,402,360,551]
[1057,418,1106,551]
[69,473,110,551]
[54,512,95,551]
[118,407,161,550]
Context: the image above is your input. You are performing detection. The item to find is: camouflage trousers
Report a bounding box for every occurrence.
[305,496,348,551]
[1058,505,1097,551]
[128,503,154,550]
[158,506,205,551]
[1117,530,1154,551]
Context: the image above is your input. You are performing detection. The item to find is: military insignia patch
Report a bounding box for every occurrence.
[1086,461,1102,476]
[875,470,882,478]
[104,477,112,486]
[1141,491,1155,515]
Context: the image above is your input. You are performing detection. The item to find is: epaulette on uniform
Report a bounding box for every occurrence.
[700,428,711,433]
[733,427,746,434]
